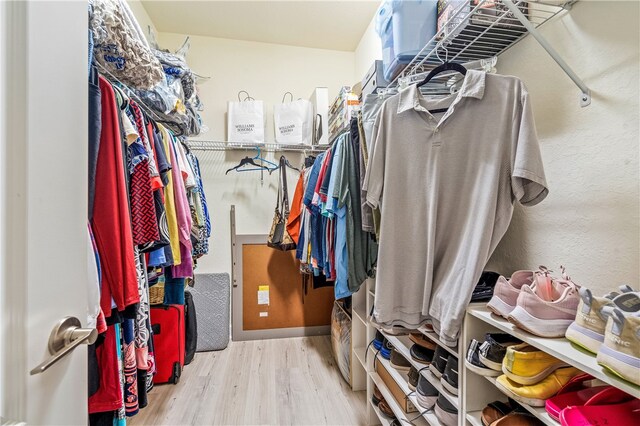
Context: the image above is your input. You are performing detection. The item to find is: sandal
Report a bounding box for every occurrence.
[544,373,608,421]
[559,388,639,426]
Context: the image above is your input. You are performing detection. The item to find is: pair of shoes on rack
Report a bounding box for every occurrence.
[373,330,394,360]
[564,285,640,386]
[481,399,541,426]
[385,331,435,372]
[494,342,582,407]
[414,374,458,426]
[467,334,577,406]
[465,333,522,377]
[487,266,581,337]
[371,385,397,419]
[410,342,435,365]
[544,373,639,425]
[428,346,459,395]
[389,348,411,372]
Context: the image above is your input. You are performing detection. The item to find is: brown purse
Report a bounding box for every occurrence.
[267,156,297,251]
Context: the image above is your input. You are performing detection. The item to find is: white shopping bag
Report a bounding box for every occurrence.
[227,91,265,143]
[274,92,314,145]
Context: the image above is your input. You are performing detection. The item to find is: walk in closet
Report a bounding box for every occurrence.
[0,1,638,426]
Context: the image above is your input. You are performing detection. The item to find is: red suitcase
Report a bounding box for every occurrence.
[150,305,185,384]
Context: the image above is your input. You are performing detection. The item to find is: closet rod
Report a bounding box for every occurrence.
[187,140,329,154]
[501,0,591,107]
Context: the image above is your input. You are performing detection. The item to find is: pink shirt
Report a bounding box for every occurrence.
[168,135,193,278]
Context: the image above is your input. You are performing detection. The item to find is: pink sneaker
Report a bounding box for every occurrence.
[486,270,535,318]
[508,278,581,338]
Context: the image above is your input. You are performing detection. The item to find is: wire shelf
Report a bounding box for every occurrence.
[389,0,575,87]
[187,140,330,154]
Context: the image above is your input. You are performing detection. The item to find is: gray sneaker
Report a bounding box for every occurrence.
[434,393,458,426]
[416,374,438,409]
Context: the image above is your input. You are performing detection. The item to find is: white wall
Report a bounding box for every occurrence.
[354,16,382,83]
[486,1,639,293]
[156,32,355,275]
[127,0,157,39]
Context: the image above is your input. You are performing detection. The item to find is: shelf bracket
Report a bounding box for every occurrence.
[502,0,591,107]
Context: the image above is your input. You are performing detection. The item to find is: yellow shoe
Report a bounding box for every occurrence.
[502,343,569,385]
[495,367,582,407]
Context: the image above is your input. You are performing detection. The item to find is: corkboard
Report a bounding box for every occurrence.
[241,244,334,331]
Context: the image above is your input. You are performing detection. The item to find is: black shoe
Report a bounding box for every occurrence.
[441,355,459,396]
[470,271,501,302]
[465,339,501,377]
[478,333,522,372]
[434,393,458,426]
[415,374,438,409]
[407,366,419,391]
[429,346,449,378]
[410,344,434,364]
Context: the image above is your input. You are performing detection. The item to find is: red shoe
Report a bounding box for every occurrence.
[545,374,608,421]
[559,387,638,426]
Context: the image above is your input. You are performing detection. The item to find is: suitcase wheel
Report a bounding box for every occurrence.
[170,362,182,384]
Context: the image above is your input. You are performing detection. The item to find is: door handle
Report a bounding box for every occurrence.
[29,316,98,375]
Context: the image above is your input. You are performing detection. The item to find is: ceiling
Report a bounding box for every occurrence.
[141,0,380,52]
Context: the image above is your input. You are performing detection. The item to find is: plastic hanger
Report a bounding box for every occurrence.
[252,147,278,170]
[417,47,467,114]
[224,156,270,175]
[224,147,278,175]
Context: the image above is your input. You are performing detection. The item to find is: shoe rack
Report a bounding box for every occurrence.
[352,277,469,426]
[461,305,640,426]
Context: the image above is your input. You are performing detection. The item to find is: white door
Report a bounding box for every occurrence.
[1,1,89,425]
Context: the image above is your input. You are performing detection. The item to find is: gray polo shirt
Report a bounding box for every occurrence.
[363,70,548,346]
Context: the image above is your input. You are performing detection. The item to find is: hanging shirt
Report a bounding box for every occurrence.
[344,117,377,293]
[169,135,194,278]
[158,123,182,266]
[286,171,305,244]
[364,71,548,346]
[92,77,139,317]
[326,135,349,299]
[303,152,326,268]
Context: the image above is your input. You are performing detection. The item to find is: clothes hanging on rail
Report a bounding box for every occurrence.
[363,70,549,346]
[88,71,210,424]
[289,122,378,299]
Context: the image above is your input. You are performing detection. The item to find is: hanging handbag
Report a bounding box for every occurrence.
[267,156,297,251]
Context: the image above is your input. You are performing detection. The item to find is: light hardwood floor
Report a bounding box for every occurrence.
[130,336,367,425]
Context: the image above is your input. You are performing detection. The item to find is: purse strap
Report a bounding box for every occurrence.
[275,155,290,216]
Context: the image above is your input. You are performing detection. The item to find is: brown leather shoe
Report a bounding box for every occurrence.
[378,400,395,418]
[390,348,412,372]
[410,333,437,350]
[489,412,542,426]
[372,386,384,406]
